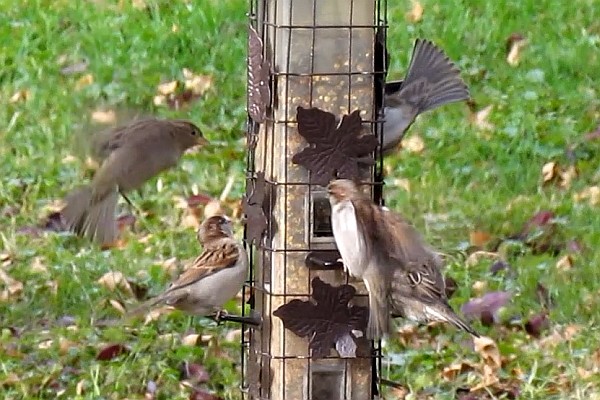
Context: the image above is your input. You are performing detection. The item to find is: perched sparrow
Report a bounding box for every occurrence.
[382,39,470,152]
[126,215,247,318]
[62,118,208,246]
[328,179,478,338]
[381,208,479,337]
[327,179,394,340]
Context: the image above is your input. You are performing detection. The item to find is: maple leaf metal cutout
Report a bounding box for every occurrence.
[247,25,271,124]
[242,172,268,246]
[273,276,368,358]
[292,107,378,186]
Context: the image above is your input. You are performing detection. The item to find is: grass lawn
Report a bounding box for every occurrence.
[1,0,599,399]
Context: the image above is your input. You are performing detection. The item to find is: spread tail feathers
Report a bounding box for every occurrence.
[62,186,118,246]
[402,38,470,113]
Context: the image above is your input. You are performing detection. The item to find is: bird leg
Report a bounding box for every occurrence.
[213,310,263,327]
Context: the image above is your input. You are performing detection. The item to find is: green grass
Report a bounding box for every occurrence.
[1,0,599,398]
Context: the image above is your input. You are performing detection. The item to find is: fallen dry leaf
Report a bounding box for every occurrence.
[556,254,574,271]
[75,74,94,90]
[470,104,494,131]
[97,271,134,297]
[462,291,511,324]
[204,199,224,218]
[9,89,30,103]
[473,336,502,370]
[405,0,424,23]
[182,334,201,347]
[541,161,577,188]
[470,230,492,247]
[465,251,500,267]
[442,361,477,380]
[59,337,77,355]
[109,299,126,315]
[144,306,174,324]
[30,256,48,274]
[401,134,425,153]
[91,109,116,124]
[0,270,23,302]
[574,186,600,206]
[182,68,213,96]
[180,361,210,384]
[542,161,558,183]
[96,343,130,361]
[524,312,550,338]
[157,80,178,96]
[506,33,527,66]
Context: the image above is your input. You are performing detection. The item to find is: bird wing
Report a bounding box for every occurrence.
[166,240,240,292]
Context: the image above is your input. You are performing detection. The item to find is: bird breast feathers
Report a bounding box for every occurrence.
[331,200,368,277]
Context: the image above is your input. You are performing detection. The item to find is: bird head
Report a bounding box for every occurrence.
[171,120,209,151]
[197,214,233,243]
[327,179,360,206]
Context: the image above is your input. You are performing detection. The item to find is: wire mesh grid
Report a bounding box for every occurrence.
[243,1,387,399]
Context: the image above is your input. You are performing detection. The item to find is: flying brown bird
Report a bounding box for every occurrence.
[62,118,208,246]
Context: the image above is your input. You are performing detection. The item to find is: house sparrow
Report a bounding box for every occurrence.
[62,118,208,246]
[328,179,478,338]
[327,179,394,340]
[126,215,248,318]
[380,208,479,337]
[382,39,470,153]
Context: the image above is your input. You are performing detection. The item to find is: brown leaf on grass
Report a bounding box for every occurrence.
[468,103,494,131]
[574,186,600,206]
[405,0,424,23]
[97,271,135,297]
[116,213,136,232]
[157,80,178,95]
[473,336,501,370]
[465,251,500,267]
[96,343,129,360]
[541,161,577,188]
[469,230,492,247]
[401,134,425,153]
[109,299,126,315]
[442,361,477,380]
[506,33,527,66]
[180,361,210,384]
[75,74,94,90]
[0,270,23,302]
[30,256,48,274]
[9,89,30,103]
[183,68,213,96]
[556,254,574,271]
[91,109,117,124]
[524,312,549,338]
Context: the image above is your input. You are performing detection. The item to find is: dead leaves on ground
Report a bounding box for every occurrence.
[154,68,213,110]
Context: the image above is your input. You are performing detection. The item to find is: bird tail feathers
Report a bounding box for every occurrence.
[62,186,118,246]
[364,277,392,340]
[402,39,470,113]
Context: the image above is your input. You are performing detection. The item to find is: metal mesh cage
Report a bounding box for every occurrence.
[243,1,387,399]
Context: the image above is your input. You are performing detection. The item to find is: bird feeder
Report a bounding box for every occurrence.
[242,1,387,399]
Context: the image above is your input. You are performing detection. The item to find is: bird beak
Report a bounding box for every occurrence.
[196,136,209,147]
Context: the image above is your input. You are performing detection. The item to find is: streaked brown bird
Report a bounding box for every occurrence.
[328,179,394,340]
[327,179,478,339]
[126,215,248,318]
[62,118,208,246]
[380,207,479,337]
[382,38,470,152]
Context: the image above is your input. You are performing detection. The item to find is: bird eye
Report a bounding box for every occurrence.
[190,129,196,136]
